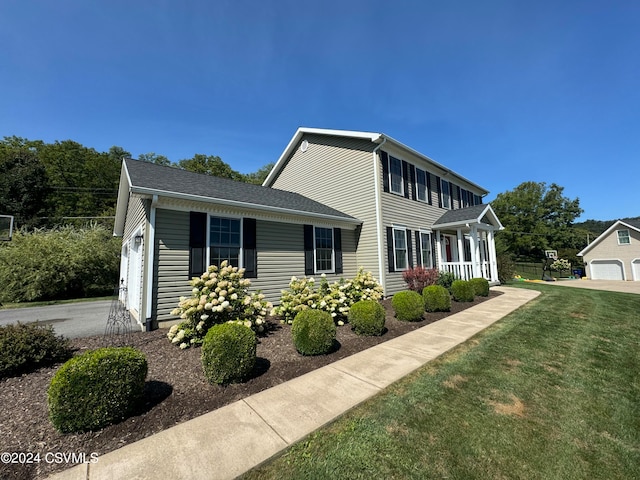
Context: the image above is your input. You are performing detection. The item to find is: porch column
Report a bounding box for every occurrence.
[456,229,464,279]
[435,230,443,270]
[470,225,481,279]
[487,229,499,282]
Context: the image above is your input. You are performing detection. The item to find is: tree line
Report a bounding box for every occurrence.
[0,136,274,229]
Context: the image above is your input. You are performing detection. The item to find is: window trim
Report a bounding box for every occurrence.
[617,229,631,245]
[388,155,404,196]
[392,226,409,271]
[313,226,335,274]
[419,230,434,268]
[208,214,243,269]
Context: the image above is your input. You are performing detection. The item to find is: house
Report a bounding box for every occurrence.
[577,219,640,281]
[114,127,503,330]
[263,127,503,295]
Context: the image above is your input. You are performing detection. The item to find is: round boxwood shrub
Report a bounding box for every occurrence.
[292,309,336,355]
[422,285,451,312]
[470,277,490,297]
[0,322,71,378]
[201,322,257,385]
[451,280,475,302]
[391,290,424,322]
[348,300,386,336]
[48,347,147,433]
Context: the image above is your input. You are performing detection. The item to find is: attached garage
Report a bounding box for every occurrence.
[589,259,625,281]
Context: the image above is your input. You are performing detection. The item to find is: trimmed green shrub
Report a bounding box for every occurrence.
[0,323,71,378]
[292,309,336,355]
[451,280,475,302]
[470,277,490,297]
[391,290,424,322]
[422,285,451,312]
[348,300,386,336]
[48,347,147,433]
[201,323,257,385]
[437,271,458,293]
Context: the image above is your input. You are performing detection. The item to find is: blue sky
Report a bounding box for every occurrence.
[1,1,638,221]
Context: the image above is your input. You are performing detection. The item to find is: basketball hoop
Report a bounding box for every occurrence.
[0,215,14,241]
[545,250,558,260]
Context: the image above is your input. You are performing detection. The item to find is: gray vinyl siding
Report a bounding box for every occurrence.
[153,209,192,323]
[249,220,358,303]
[122,195,149,316]
[270,134,378,276]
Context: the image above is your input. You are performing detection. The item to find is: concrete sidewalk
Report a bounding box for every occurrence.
[47,286,539,480]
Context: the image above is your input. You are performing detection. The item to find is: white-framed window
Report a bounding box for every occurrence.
[617,229,631,245]
[441,179,451,209]
[389,156,404,195]
[415,168,428,202]
[419,231,433,268]
[209,216,242,267]
[314,226,334,273]
[393,227,408,270]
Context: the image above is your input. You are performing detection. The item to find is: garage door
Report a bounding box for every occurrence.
[590,260,624,280]
[632,259,640,281]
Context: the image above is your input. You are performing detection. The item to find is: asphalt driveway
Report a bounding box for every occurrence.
[0,300,126,339]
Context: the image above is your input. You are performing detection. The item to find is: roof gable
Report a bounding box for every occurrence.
[578,219,640,256]
[433,204,504,230]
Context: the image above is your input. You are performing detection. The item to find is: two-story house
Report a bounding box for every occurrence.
[114,127,503,330]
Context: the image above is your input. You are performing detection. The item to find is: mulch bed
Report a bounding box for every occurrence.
[0,291,501,480]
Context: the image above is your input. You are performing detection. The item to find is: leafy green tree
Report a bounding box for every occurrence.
[491,181,584,260]
[138,152,171,166]
[0,137,51,228]
[178,154,244,180]
[243,162,275,185]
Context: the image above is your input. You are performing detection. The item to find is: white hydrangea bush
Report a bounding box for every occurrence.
[550,258,571,272]
[168,261,272,348]
[274,268,384,325]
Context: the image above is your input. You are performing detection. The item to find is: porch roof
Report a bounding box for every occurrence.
[433,204,504,230]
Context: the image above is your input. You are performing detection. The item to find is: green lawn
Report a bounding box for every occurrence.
[241,284,640,480]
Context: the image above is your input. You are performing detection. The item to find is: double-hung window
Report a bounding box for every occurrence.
[441,180,451,209]
[617,229,631,245]
[393,227,408,270]
[419,231,433,268]
[210,216,241,267]
[389,156,403,195]
[415,168,428,202]
[315,227,334,272]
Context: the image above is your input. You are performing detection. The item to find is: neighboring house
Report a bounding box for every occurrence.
[114,127,504,330]
[263,127,503,295]
[577,219,640,281]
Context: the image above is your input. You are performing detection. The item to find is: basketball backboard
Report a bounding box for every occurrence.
[0,215,14,241]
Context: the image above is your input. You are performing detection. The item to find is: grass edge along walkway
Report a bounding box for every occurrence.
[241,283,640,480]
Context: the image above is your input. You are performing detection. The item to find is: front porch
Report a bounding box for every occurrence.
[432,204,504,284]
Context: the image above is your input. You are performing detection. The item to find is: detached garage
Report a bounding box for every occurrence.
[578,219,640,281]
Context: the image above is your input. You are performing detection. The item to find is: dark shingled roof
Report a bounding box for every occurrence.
[124,158,358,222]
[622,218,640,230]
[433,204,491,226]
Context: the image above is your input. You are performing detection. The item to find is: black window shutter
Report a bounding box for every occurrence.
[415,230,422,267]
[304,224,314,275]
[406,229,413,268]
[381,151,389,193]
[189,211,207,279]
[431,234,437,269]
[386,226,395,273]
[409,164,417,200]
[435,175,442,208]
[402,161,410,199]
[242,218,257,278]
[427,173,433,205]
[334,228,343,274]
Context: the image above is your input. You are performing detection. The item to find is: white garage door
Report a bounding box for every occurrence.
[590,260,624,280]
[632,259,640,281]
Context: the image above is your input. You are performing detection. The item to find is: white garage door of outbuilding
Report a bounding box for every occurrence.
[590,259,624,281]
[632,259,640,281]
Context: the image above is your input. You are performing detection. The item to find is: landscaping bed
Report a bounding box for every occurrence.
[0,291,500,480]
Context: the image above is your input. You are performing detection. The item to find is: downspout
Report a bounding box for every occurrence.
[144,195,158,331]
[372,136,387,293]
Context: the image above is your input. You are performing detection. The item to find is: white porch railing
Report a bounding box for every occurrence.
[440,261,491,281]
